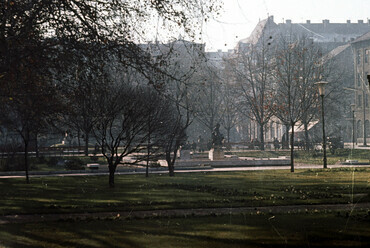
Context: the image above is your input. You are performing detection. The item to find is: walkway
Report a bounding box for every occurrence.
[1,163,369,179]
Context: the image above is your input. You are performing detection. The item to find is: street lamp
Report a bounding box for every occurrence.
[315,81,328,169]
[351,104,356,150]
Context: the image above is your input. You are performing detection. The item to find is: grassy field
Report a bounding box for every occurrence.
[230,149,370,165]
[0,168,369,247]
[1,211,369,247]
[0,168,369,215]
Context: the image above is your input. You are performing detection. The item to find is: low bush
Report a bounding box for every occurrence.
[46,157,60,166]
[64,158,85,170]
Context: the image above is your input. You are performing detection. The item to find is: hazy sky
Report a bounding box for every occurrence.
[203,0,370,51]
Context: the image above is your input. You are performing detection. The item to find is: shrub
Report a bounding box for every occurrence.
[335,149,350,157]
[46,157,60,166]
[90,156,99,162]
[64,158,85,170]
[150,162,161,168]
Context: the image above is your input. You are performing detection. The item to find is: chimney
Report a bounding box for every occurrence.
[358,20,364,24]
[269,15,274,22]
[306,20,311,24]
[323,19,329,28]
[347,20,351,24]
[286,19,291,24]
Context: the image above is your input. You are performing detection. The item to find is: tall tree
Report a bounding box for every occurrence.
[194,63,224,135]
[227,41,275,150]
[150,39,200,176]
[92,71,152,188]
[272,35,323,172]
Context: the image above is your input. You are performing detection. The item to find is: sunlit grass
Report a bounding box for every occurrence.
[0,168,369,215]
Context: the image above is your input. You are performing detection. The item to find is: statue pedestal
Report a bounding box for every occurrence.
[179,149,191,160]
[209,148,224,161]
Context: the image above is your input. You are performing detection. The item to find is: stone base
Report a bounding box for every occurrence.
[208,148,224,161]
[178,149,191,160]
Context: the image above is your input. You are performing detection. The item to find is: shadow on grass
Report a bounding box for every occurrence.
[1,212,369,248]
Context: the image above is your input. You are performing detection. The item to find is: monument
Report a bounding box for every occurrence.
[209,123,225,161]
[178,142,191,160]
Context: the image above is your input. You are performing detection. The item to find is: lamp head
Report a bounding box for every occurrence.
[315,81,328,97]
[351,104,356,111]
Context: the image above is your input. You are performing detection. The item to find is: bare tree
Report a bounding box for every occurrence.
[0,52,62,183]
[194,63,224,135]
[93,72,152,187]
[150,39,201,176]
[272,35,323,172]
[219,74,240,143]
[1,0,221,183]
[226,41,275,150]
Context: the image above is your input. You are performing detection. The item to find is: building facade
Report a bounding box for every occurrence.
[234,16,370,146]
[350,32,370,145]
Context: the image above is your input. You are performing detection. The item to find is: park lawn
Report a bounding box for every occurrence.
[0,168,369,215]
[0,211,369,248]
[231,149,370,165]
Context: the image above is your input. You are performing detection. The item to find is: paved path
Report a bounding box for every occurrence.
[1,202,369,225]
[0,163,369,179]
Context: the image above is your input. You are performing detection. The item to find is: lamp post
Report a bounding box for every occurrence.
[315,81,328,169]
[351,104,356,150]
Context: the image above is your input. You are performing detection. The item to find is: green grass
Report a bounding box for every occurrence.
[1,211,369,247]
[232,149,370,165]
[0,169,369,215]
[0,169,369,247]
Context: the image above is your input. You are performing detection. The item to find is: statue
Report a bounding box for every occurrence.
[211,123,224,148]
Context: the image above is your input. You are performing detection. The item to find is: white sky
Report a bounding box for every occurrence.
[202,0,370,51]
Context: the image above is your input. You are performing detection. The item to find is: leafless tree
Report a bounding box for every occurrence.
[150,39,202,176]
[92,70,153,187]
[194,63,224,135]
[272,34,323,172]
[226,41,275,150]
[219,70,240,143]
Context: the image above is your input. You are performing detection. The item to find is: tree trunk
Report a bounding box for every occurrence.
[304,122,309,151]
[24,139,30,184]
[290,122,295,173]
[146,132,150,178]
[284,124,290,149]
[166,151,175,177]
[35,133,39,158]
[108,164,116,188]
[259,124,264,150]
[84,132,89,156]
[78,129,81,147]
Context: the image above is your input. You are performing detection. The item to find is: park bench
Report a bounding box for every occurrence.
[86,163,100,170]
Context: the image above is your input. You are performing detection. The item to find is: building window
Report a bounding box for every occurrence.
[357,120,362,137]
[366,94,369,108]
[358,95,362,106]
[357,50,361,64]
[366,50,370,64]
[357,73,361,87]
